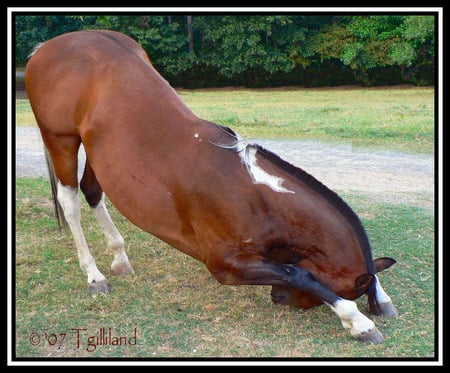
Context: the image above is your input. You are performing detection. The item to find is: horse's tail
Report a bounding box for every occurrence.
[44,146,68,232]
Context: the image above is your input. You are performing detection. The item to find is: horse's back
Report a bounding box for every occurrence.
[24,29,236,255]
[27,29,150,74]
[26,30,151,128]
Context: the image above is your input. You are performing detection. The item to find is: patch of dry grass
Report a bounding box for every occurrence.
[13,178,436,361]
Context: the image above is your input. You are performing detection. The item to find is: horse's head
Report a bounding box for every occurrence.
[271,257,398,317]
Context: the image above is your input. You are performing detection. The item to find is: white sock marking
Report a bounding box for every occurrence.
[374,275,393,304]
[92,194,131,269]
[326,299,375,337]
[57,182,106,284]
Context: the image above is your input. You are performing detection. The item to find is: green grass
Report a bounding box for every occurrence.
[16,86,434,153]
[179,87,434,153]
[14,86,436,360]
[15,177,436,359]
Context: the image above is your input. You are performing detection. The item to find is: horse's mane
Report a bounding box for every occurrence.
[253,143,376,275]
[211,124,376,275]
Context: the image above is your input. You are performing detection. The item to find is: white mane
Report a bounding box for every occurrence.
[210,135,295,194]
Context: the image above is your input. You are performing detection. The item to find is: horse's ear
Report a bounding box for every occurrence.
[374,257,396,273]
[355,273,374,291]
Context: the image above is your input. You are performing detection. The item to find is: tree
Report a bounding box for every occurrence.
[194,15,307,77]
[187,15,194,54]
[15,14,435,86]
[15,15,91,65]
[305,15,435,84]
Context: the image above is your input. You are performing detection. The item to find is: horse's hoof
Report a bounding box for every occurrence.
[89,279,111,295]
[378,301,399,318]
[111,262,135,276]
[355,328,384,344]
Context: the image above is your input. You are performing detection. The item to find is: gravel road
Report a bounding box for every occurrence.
[15,126,434,210]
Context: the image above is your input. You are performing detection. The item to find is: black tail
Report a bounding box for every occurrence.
[366,277,383,316]
[44,146,68,233]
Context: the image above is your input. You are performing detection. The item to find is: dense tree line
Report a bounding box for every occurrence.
[15,14,435,87]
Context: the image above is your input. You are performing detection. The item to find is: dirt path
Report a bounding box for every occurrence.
[15,126,434,211]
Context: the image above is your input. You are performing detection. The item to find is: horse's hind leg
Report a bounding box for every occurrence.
[43,134,111,294]
[57,181,111,294]
[80,159,135,276]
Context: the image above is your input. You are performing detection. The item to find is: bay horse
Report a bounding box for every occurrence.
[25,30,398,344]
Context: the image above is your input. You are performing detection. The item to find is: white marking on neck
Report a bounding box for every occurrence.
[210,134,295,194]
[242,145,295,194]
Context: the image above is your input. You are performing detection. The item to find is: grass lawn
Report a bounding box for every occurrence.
[13,86,437,361]
[16,86,435,154]
[14,178,435,359]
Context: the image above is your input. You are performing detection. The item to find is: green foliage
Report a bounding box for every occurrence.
[195,16,299,76]
[14,14,435,86]
[389,42,417,67]
[400,16,435,45]
[15,15,91,64]
[307,24,353,61]
[347,15,404,40]
[308,15,434,81]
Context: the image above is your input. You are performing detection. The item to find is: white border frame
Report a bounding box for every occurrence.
[7,7,444,367]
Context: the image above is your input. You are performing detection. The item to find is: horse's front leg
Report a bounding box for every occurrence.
[283,264,384,344]
[209,256,383,344]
